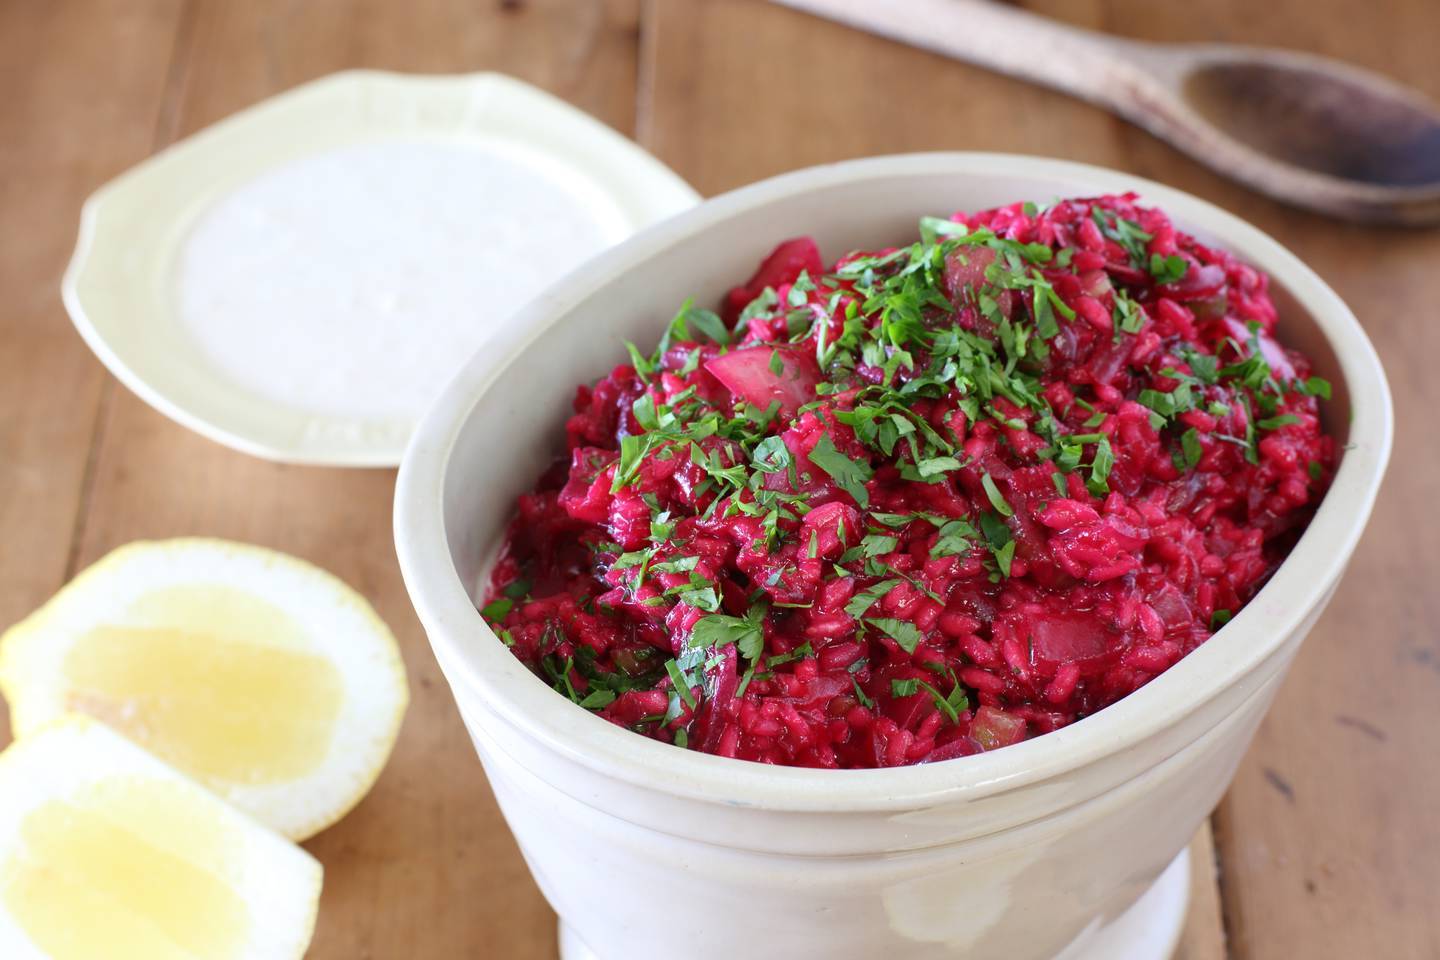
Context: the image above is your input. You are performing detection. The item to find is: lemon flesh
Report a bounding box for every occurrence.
[64,584,344,785]
[0,717,321,960]
[0,539,409,840]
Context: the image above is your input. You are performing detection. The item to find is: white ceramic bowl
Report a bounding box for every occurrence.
[394,154,1391,960]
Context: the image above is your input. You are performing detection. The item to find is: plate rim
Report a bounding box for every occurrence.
[62,69,701,467]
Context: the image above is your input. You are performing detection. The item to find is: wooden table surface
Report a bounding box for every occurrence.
[2,1,1436,957]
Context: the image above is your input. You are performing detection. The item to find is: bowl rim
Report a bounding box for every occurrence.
[395,152,1392,812]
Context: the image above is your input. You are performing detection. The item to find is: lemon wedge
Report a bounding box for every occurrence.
[0,715,322,960]
[0,539,409,840]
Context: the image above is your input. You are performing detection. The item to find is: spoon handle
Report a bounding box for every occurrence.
[772,0,1165,118]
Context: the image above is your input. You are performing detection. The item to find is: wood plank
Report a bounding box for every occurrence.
[8,1,1433,957]
[641,0,1124,196]
[61,1,644,956]
[0,0,190,746]
[1175,822,1228,960]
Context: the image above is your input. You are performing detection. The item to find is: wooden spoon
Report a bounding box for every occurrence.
[773,0,1440,225]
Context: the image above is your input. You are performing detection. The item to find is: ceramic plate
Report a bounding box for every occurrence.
[63,71,700,466]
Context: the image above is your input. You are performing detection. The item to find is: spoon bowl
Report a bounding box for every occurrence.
[1183,53,1440,188]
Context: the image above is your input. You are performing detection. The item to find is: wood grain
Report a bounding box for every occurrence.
[0,0,190,744]
[641,0,1126,197]
[24,0,643,956]
[773,0,1440,224]
[1175,822,1227,960]
[3,0,1437,957]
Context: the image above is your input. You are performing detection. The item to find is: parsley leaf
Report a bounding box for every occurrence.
[931,518,977,558]
[737,287,779,329]
[1087,436,1115,496]
[1298,376,1332,401]
[916,455,963,478]
[852,677,876,708]
[981,472,1014,517]
[691,609,767,661]
[1139,383,1196,421]
[664,658,697,709]
[765,642,814,667]
[480,597,513,621]
[915,677,968,723]
[577,688,617,710]
[845,579,900,618]
[666,298,730,347]
[993,539,1016,578]
[612,434,659,492]
[1184,349,1219,384]
[1180,427,1203,471]
[860,533,899,558]
[807,435,873,508]
[868,617,924,653]
[1032,286,1061,339]
[1148,253,1188,284]
[1091,206,1153,265]
[750,435,792,474]
[891,678,920,697]
[1114,291,1146,334]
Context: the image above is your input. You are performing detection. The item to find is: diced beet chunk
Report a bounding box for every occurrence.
[722,237,823,323]
[705,345,821,419]
[972,707,1028,751]
[1016,609,1123,676]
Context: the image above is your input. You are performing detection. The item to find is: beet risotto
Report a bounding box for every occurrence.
[482,195,1336,769]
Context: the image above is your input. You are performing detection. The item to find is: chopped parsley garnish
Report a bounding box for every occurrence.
[750,435,792,474]
[1087,436,1115,497]
[845,579,900,618]
[980,472,1013,517]
[1091,206,1153,265]
[891,676,968,723]
[1179,427,1204,471]
[978,510,1016,579]
[1148,253,1188,284]
[479,597,513,621]
[488,198,1334,761]
[765,642,814,668]
[866,617,925,654]
[577,688,617,710]
[1114,291,1146,335]
[851,677,876,708]
[1139,383,1196,422]
[807,435,873,508]
[690,606,768,661]
[931,518,977,559]
[664,658,697,709]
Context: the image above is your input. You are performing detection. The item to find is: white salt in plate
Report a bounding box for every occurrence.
[63,71,700,466]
